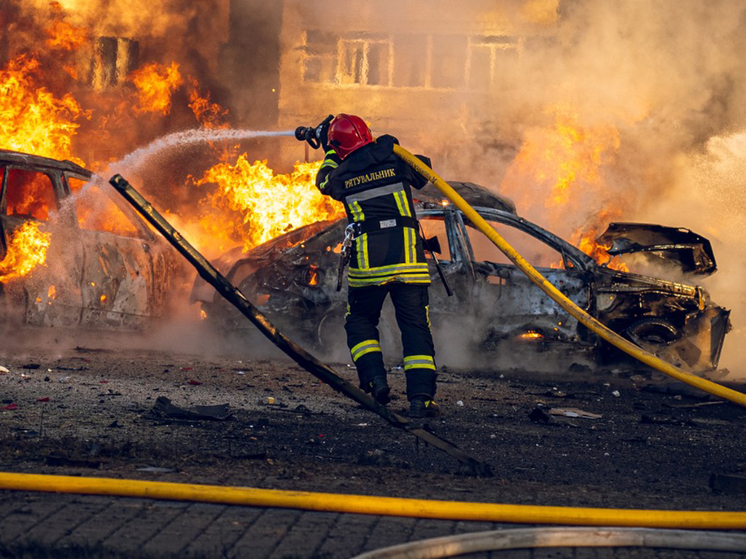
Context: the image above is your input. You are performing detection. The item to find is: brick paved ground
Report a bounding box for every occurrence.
[2,490,746,558]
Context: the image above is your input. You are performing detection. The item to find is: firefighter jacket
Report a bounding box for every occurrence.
[316,135,432,288]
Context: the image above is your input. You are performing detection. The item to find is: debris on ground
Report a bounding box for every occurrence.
[548,407,602,420]
[150,396,232,421]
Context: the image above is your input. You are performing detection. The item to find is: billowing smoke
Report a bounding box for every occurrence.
[495,0,746,375]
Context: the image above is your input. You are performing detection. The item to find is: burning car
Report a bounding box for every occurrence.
[191,182,731,376]
[0,150,183,330]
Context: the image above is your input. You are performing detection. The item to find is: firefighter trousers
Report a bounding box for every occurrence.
[345,283,437,401]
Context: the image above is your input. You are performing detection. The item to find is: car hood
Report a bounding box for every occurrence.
[596,223,717,276]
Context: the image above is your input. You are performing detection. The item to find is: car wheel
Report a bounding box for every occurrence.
[316,311,347,354]
[625,317,680,347]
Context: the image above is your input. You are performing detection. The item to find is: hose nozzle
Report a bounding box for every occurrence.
[294,126,311,142]
[294,115,334,150]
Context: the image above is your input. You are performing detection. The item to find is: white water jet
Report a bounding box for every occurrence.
[108,128,296,176]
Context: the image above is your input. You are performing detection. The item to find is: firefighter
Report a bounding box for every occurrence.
[314,114,438,418]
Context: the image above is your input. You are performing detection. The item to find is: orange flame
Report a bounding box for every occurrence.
[2,6,339,284]
[188,78,229,129]
[0,55,86,163]
[0,222,52,282]
[506,105,620,210]
[503,104,627,270]
[519,330,544,340]
[129,62,183,115]
[194,158,345,254]
[45,19,89,52]
[576,235,629,272]
[570,208,629,272]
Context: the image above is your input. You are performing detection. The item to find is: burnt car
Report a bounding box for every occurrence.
[0,149,182,330]
[191,182,731,376]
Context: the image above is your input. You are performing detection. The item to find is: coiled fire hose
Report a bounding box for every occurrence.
[392,144,746,408]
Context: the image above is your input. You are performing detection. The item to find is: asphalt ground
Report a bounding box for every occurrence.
[2,336,746,558]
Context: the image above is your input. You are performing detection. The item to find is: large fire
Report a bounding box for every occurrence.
[0,55,87,163]
[502,104,628,271]
[0,2,343,283]
[130,62,183,115]
[0,221,52,283]
[194,158,344,255]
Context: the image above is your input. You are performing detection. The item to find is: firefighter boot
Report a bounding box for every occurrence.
[409,396,440,418]
[370,376,391,405]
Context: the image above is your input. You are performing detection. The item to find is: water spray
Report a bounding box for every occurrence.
[108,128,296,175]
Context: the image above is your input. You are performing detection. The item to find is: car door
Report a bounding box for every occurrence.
[65,175,165,329]
[454,209,594,347]
[418,207,477,319]
[0,163,85,327]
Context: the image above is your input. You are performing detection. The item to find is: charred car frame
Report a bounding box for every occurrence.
[193,182,731,376]
[0,150,181,330]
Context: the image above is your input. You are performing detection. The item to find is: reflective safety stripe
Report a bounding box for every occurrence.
[348,263,431,287]
[351,339,382,362]
[402,225,416,264]
[393,189,411,217]
[347,201,368,269]
[345,182,405,203]
[348,201,365,223]
[356,232,369,269]
[348,262,429,278]
[404,355,436,371]
[320,159,338,170]
[348,275,431,287]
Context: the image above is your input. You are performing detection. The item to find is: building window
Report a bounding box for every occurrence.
[336,33,392,86]
[90,37,139,90]
[303,31,392,86]
[393,34,427,87]
[467,36,520,90]
[302,30,338,83]
[430,35,467,89]
[301,30,519,91]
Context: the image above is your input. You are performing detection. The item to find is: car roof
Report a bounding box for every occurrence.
[0,149,93,177]
[415,181,517,214]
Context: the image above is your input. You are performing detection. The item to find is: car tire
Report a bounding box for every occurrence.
[625,317,680,347]
[316,311,347,354]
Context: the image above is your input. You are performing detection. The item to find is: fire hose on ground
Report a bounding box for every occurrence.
[1,472,746,529]
[391,144,746,409]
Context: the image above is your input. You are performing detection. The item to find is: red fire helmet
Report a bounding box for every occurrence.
[327,114,373,159]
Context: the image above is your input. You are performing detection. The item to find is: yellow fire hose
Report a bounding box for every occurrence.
[0,472,746,529]
[392,144,746,409]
